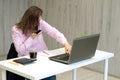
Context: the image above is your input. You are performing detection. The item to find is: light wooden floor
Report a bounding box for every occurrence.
[0,56,120,80]
[57,68,120,80]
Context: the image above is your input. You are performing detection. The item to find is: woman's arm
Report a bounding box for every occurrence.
[39,19,67,45]
[39,19,71,53]
[12,26,34,56]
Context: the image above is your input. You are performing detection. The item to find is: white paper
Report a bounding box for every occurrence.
[37,48,65,57]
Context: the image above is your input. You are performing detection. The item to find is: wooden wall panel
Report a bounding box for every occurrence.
[0,0,4,56]
[0,0,29,56]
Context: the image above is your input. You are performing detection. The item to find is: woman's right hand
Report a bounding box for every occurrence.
[64,42,72,54]
[30,33,38,39]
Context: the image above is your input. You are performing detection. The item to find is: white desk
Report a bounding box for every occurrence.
[0,48,114,80]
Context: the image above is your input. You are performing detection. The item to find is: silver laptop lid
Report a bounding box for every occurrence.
[68,34,100,64]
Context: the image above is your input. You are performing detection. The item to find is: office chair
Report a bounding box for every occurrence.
[6,43,25,80]
[7,43,18,59]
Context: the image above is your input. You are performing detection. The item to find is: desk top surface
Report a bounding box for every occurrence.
[0,48,114,80]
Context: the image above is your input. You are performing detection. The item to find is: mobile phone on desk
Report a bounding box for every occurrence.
[35,30,41,34]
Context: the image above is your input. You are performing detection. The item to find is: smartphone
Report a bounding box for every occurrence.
[35,30,41,34]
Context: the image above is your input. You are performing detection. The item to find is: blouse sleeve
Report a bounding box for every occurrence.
[12,26,34,56]
[39,19,67,45]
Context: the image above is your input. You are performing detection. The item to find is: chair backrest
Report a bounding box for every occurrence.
[7,43,18,59]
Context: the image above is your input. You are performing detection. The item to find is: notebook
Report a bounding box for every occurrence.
[13,58,36,65]
[49,33,100,64]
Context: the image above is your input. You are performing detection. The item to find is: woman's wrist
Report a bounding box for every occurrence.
[64,42,72,54]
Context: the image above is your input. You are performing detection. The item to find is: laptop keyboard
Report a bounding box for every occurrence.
[56,53,70,61]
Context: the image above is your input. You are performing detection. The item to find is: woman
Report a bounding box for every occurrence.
[9,6,71,80]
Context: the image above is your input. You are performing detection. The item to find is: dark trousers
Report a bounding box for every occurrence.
[6,71,25,80]
[41,75,56,80]
[7,71,56,80]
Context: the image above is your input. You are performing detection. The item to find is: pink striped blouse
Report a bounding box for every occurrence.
[12,19,67,57]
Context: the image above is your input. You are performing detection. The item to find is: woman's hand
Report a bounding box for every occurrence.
[30,30,42,39]
[64,42,72,54]
[30,33,38,39]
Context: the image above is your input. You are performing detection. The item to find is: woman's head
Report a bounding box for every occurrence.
[17,6,43,34]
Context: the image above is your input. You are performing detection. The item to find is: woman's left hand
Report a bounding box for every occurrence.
[64,42,72,54]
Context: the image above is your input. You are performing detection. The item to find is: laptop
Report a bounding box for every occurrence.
[49,33,100,64]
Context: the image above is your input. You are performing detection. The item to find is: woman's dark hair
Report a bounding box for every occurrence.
[17,6,43,35]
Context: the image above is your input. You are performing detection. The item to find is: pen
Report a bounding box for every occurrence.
[43,51,49,55]
[9,61,19,66]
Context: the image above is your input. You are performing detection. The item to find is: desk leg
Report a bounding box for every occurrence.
[2,69,6,80]
[72,69,77,80]
[104,59,108,80]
